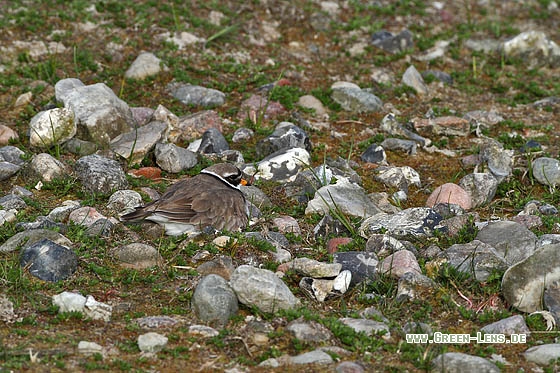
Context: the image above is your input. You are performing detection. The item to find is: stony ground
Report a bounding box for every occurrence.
[1,0,560,372]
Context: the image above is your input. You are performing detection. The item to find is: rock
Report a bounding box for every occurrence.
[374,165,421,193]
[439,240,508,281]
[282,257,342,278]
[230,265,300,313]
[74,154,128,194]
[334,251,378,286]
[237,94,286,122]
[327,237,353,254]
[299,277,335,302]
[396,271,438,302]
[286,318,334,343]
[524,344,560,366]
[532,157,560,187]
[0,229,72,253]
[188,324,219,338]
[502,243,560,312]
[431,352,499,372]
[107,190,142,216]
[360,144,386,164]
[29,108,76,148]
[464,110,504,129]
[291,349,334,365]
[380,113,431,147]
[191,274,238,327]
[272,215,301,236]
[241,147,310,183]
[339,318,390,339]
[47,200,81,222]
[366,234,409,257]
[20,239,78,282]
[78,341,104,356]
[502,31,560,68]
[0,194,26,210]
[125,52,166,79]
[167,82,225,107]
[231,127,254,143]
[476,221,536,266]
[480,315,530,335]
[68,206,107,227]
[197,127,229,154]
[360,207,445,239]
[256,122,311,158]
[137,332,168,353]
[63,137,98,156]
[56,80,135,145]
[458,173,498,208]
[378,250,421,279]
[333,270,352,294]
[371,29,414,54]
[168,110,223,143]
[297,95,328,117]
[196,255,235,280]
[380,138,417,155]
[25,153,68,182]
[159,31,205,49]
[331,85,383,113]
[244,231,289,251]
[422,70,453,84]
[402,65,428,95]
[426,183,472,211]
[0,125,18,146]
[479,138,513,183]
[306,177,382,218]
[154,142,198,173]
[110,121,167,165]
[52,292,111,321]
[412,116,470,137]
[336,361,365,373]
[110,243,163,269]
[136,316,179,329]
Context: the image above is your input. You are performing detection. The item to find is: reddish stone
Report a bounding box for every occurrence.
[327,237,353,254]
[426,183,472,211]
[129,167,162,180]
[276,78,291,86]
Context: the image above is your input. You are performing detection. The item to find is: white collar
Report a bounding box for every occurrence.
[200,169,241,190]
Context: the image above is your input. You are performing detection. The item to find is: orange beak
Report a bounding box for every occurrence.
[240,178,248,186]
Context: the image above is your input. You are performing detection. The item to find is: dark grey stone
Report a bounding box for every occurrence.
[20,239,78,282]
[360,144,386,164]
[333,251,378,286]
[256,123,311,158]
[371,29,414,54]
[74,154,128,194]
[191,274,238,327]
[197,128,229,154]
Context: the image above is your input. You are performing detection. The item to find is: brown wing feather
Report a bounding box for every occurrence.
[121,173,248,231]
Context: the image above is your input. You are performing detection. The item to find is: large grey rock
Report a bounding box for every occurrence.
[439,240,509,281]
[306,177,382,218]
[0,229,73,253]
[402,65,428,95]
[331,87,383,113]
[154,142,197,173]
[524,344,560,366]
[458,173,498,208]
[125,52,166,79]
[256,122,311,158]
[26,153,68,182]
[475,221,536,266]
[502,243,560,312]
[192,274,238,327]
[0,146,25,181]
[432,352,499,372]
[242,147,310,183]
[371,29,414,54]
[197,127,229,154]
[110,121,167,165]
[502,31,560,68]
[56,80,135,145]
[110,243,163,269]
[230,265,300,313]
[29,108,76,148]
[74,155,128,194]
[167,83,225,107]
[532,157,560,187]
[480,315,530,335]
[360,207,445,239]
[479,138,513,183]
[20,239,78,282]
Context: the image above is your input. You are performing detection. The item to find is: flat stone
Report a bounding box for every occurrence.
[432,352,499,372]
[20,239,78,282]
[476,221,536,266]
[524,344,560,366]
